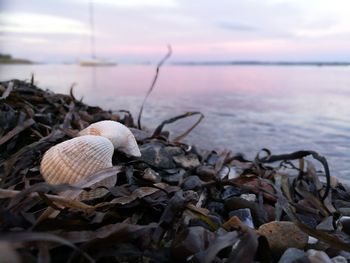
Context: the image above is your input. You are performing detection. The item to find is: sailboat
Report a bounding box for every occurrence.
[79,1,116,67]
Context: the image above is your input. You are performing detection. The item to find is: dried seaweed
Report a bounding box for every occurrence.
[137,45,172,129]
[0,79,349,262]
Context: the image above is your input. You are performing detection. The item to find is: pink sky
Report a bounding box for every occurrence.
[1,0,350,63]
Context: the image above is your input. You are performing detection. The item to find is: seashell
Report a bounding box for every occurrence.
[40,135,115,200]
[78,120,141,157]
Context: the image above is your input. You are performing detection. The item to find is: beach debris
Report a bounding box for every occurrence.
[0,79,350,262]
[257,221,309,256]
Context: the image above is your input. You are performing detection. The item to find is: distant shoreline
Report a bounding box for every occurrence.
[1,60,350,66]
[0,58,34,65]
[171,61,350,66]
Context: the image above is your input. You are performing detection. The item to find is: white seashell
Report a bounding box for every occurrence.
[78,120,141,157]
[40,135,116,200]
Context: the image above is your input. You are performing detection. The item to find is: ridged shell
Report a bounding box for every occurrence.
[40,135,115,200]
[78,120,141,157]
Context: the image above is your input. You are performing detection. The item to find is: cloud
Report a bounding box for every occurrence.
[71,0,177,8]
[0,12,89,35]
[219,22,258,32]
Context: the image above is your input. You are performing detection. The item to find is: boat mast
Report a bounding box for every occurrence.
[89,0,96,59]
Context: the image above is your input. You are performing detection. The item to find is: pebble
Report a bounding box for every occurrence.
[331,256,347,263]
[221,186,247,199]
[278,248,306,263]
[316,216,334,231]
[196,165,216,181]
[257,221,308,256]
[173,153,201,170]
[337,216,350,235]
[228,208,254,228]
[181,175,203,191]
[240,193,256,202]
[307,249,332,263]
[140,142,176,169]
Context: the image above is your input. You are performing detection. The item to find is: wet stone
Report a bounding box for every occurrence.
[225,197,268,227]
[307,249,332,263]
[161,168,186,185]
[257,221,308,257]
[173,153,200,170]
[181,175,203,191]
[164,146,184,156]
[196,165,216,181]
[129,127,151,142]
[332,256,348,263]
[337,216,350,235]
[206,201,225,215]
[221,186,248,199]
[240,193,256,202]
[316,216,334,231]
[297,214,318,229]
[205,151,220,166]
[142,168,161,183]
[228,208,254,228]
[278,248,306,263]
[140,142,176,169]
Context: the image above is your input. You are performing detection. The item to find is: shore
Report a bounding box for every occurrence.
[0,79,350,262]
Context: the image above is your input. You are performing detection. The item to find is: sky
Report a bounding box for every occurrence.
[1,0,350,63]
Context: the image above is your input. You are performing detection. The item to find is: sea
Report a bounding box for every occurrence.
[0,64,349,183]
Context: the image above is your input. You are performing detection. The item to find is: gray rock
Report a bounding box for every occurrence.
[316,216,334,231]
[140,142,176,169]
[278,248,306,263]
[331,256,347,263]
[258,221,308,257]
[228,208,254,228]
[173,153,200,170]
[181,175,203,191]
[307,249,332,263]
[161,168,186,184]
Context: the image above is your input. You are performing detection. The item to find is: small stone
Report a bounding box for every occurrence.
[307,249,332,263]
[206,201,225,214]
[332,256,347,263]
[316,216,334,231]
[129,128,151,141]
[337,216,350,235]
[278,248,306,263]
[161,168,186,185]
[181,176,203,191]
[228,208,254,228]
[225,197,267,227]
[240,193,256,202]
[257,221,308,257]
[142,168,161,183]
[221,186,247,199]
[173,153,200,170]
[196,165,216,181]
[308,236,318,244]
[140,142,176,169]
[297,214,318,228]
[164,146,184,156]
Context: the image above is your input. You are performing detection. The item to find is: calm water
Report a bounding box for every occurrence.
[1,64,349,182]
